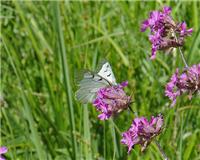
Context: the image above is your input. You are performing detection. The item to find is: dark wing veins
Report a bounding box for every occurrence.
[107,73,111,77]
[96,74,112,86]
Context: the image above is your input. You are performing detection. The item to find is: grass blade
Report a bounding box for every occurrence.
[3,38,46,160]
[52,2,77,159]
[83,104,92,160]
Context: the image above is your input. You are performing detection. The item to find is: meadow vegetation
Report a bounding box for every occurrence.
[1,1,200,160]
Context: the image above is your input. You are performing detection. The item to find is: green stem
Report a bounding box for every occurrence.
[154,140,169,160]
[178,46,188,68]
[173,32,189,68]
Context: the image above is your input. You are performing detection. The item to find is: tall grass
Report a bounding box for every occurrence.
[1,1,200,160]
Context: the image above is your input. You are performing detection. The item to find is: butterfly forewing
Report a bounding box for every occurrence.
[97,62,117,85]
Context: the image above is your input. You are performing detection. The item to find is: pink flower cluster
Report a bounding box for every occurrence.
[0,147,7,160]
[141,6,193,59]
[93,81,131,120]
[165,64,200,106]
[121,114,164,153]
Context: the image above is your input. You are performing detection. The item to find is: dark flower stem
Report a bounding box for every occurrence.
[173,32,189,68]
[154,139,169,160]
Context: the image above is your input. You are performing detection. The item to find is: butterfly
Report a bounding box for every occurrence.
[75,60,117,104]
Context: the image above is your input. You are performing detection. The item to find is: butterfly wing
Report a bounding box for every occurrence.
[97,61,117,85]
[75,71,110,103]
[76,60,117,104]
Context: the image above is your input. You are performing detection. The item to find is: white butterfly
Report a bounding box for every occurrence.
[76,61,117,104]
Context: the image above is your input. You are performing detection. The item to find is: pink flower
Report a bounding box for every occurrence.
[178,22,193,36]
[0,146,8,160]
[165,69,180,106]
[93,81,131,120]
[121,114,164,153]
[165,64,200,106]
[141,6,193,59]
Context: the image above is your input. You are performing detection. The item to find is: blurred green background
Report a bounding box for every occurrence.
[1,1,200,160]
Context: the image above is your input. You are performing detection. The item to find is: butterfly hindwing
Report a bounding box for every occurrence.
[75,71,110,103]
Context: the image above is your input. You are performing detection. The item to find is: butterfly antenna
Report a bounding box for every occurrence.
[128,105,134,114]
